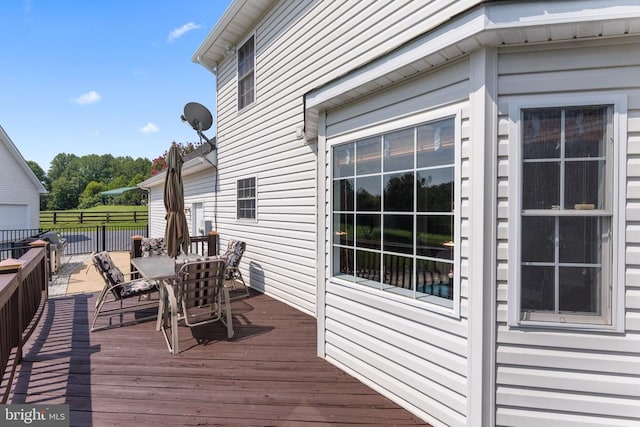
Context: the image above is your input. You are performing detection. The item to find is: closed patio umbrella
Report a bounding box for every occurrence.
[164,143,190,258]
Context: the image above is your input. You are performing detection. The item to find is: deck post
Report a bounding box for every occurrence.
[207,231,218,256]
[130,235,144,278]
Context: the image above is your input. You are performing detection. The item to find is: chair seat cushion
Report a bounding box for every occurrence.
[120,279,158,298]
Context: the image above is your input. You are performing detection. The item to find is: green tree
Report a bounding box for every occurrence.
[47,176,84,210]
[48,153,79,182]
[78,181,107,208]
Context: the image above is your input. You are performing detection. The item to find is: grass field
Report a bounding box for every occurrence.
[40,205,148,228]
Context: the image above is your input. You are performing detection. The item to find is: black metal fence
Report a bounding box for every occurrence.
[0,225,149,261]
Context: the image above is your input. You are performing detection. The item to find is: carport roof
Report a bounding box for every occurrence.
[99,186,143,196]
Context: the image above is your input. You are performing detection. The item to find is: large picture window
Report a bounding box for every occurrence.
[509,96,625,329]
[237,35,255,110]
[331,116,458,308]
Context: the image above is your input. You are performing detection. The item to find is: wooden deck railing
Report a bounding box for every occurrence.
[0,241,49,403]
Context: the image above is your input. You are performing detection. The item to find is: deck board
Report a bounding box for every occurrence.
[8,291,429,426]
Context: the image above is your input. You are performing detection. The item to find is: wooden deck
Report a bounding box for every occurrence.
[8,290,429,426]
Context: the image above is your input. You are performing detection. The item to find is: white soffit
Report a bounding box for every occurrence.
[192,0,276,72]
[304,1,640,139]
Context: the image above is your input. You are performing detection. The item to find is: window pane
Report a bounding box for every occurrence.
[522,162,559,209]
[559,217,601,264]
[522,216,555,263]
[356,175,381,211]
[417,168,453,212]
[334,246,354,277]
[383,128,414,172]
[565,106,606,158]
[416,258,453,299]
[384,172,414,211]
[333,143,354,178]
[356,214,381,250]
[237,199,255,219]
[239,74,254,108]
[333,213,353,245]
[559,267,600,313]
[523,109,561,159]
[417,118,454,168]
[383,254,413,290]
[416,215,453,257]
[521,266,555,311]
[238,36,254,76]
[383,214,412,254]
[356,250,381,282]
[356,137,381,175]
[564,160,604,209]
[333,178,354,211]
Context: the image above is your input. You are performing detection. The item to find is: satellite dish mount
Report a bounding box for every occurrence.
[181,102,215,148]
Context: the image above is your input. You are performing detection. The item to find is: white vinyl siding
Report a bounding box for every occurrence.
[214,0,478,316]
[146,168,218,241]
[496,38,640,425]
[323,59,470,427]
[0,133,41,229]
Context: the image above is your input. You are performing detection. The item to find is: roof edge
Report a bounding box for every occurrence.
[0,125,47,194]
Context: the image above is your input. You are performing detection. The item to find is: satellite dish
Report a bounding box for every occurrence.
[181,102,214,147]
[182,102,213,131]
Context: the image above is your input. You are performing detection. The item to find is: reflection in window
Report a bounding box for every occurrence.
[331,117,456,306]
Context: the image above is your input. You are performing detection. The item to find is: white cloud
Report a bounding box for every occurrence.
[167,22,201,42]
[139,123,159,134]
[73,90,101,105]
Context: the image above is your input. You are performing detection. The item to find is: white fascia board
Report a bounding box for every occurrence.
[0,125,47,193]
[138,156,214,189]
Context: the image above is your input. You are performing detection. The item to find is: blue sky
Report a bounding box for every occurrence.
[1,0,231,171]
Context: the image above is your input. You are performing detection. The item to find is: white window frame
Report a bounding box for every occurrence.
[507,93,626,332]
[237,33,255,111]
[236,176,257,221]
[328,105,462,318]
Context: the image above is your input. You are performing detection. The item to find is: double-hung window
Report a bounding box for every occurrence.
[509,95,626,330]
[237,35,255,111]
[331,115,459,310]
[237,177,256,220]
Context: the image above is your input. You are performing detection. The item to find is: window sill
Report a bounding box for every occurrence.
[509,318,623,333]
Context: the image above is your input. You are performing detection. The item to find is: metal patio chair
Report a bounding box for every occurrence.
[161,256,234,355]
[222,240,249,300]
[91,251,160,332]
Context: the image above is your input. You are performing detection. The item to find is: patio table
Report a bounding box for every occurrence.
[130,254,200,332]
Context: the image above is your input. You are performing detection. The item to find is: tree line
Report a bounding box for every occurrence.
[27,142,197,211]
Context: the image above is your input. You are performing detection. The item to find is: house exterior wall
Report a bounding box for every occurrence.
[322,58,471,426]
[214,0,482,316]
[495,37,640,425]
[0,131,42,230]
[203,1,640,425]
[145,168,218,240]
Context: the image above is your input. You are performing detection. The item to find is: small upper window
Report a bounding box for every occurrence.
[237,177,256,220]
[237,35,255,111]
